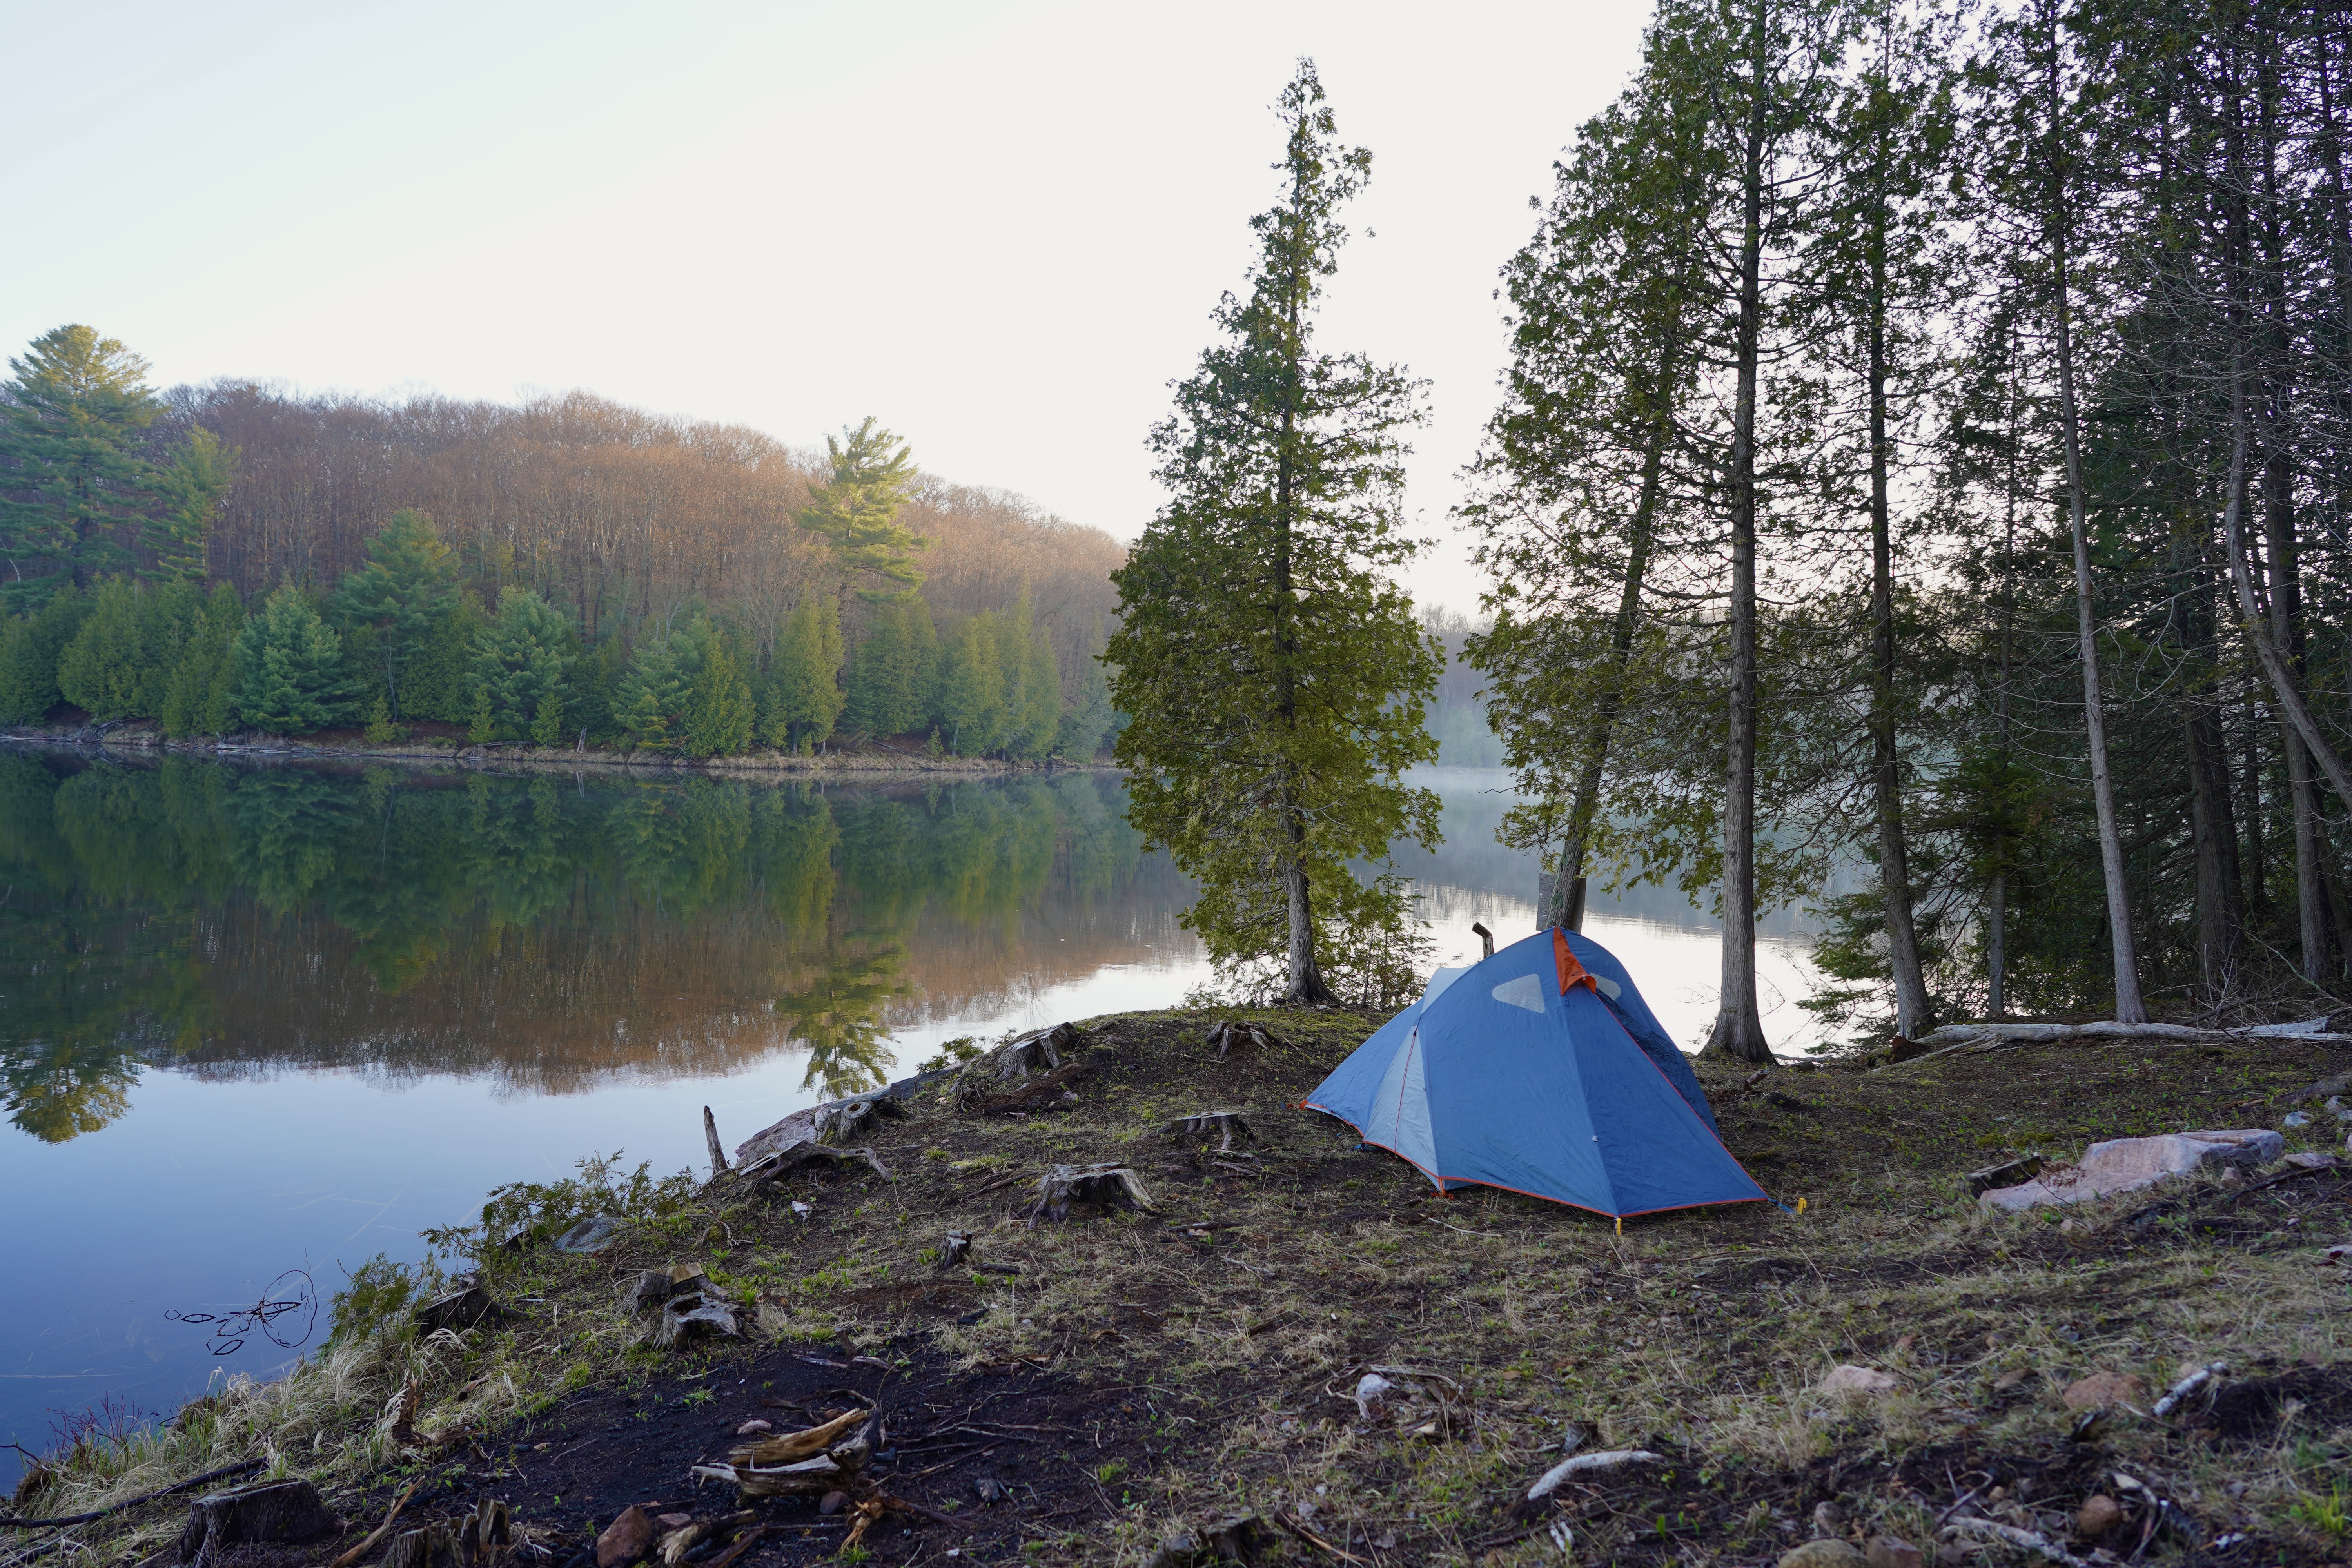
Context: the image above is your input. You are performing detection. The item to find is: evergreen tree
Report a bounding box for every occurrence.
[403,590,487,723]
[331,509,459,720]
[841,599,907,736]
[615,626,693,751]
[0,326,160,584]
[472,588,574,740]
[682,623,757,759]
[999,587,1061,761]
[797,419,928,600]
[157,586,242,738]
[766,599,845,751]
[1107,60,1439,1004]
[231,584,359,734]
[0,584,90,724]
[1055,617,1116,760]
[935,612,1007,757]
[55,577,146,720]
[147,426,238,582]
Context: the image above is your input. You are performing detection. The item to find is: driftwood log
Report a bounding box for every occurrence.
[1025,1163,1156,1224]
[733,1082,917,1167]
[1203,1020,1281,1061]
[734,1140,893,1187]
[1163,1111,1255,1154]
[1882,1019,2352,1068]
[692,1406,875,1497]
[175,1480,334,1564]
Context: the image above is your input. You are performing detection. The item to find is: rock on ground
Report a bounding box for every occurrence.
[2062,1370,2149,1410]
[1820,1364,1900,1394]
[1779,1541,1867,1568]
[1979,1129,2285,1210]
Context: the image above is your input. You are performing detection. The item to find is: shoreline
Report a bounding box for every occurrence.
[0,723,1116,781]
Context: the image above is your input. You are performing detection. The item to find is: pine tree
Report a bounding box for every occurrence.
[147,426,238,583]
[1107,60,1439,1004]
[615,627,693,750]
[0,326,160,584]
[682,626,757,759]
[231,584,359,735]
[842,599,907,736]
[1000,588,1061,761]
[331,510,460,720]
[472,588,574,740]
[797,420,928,600]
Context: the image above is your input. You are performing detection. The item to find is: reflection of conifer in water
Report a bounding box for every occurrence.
[771,937,910,1098]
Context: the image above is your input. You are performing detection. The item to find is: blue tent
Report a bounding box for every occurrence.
[1303,927,1766,1220]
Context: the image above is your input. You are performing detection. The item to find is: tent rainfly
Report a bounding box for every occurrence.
[1304,927,1767,1220]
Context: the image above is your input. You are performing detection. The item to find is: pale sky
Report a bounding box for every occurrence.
[1,0,1650,618]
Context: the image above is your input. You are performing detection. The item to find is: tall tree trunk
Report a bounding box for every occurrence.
[1546,331,1682,933]
[2044,0,2147,1023]
[1704,0,1772,1065]
[1865,134,1932,1040]
[1274,175,1332,1007]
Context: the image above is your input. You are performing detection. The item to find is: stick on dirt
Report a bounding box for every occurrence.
[328,1477,423,1568]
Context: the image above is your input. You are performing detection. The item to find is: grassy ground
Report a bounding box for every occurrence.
[9,1009,2350,1568]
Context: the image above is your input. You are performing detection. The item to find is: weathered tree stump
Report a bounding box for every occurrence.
[703,1105,730,1176]
[621,1263,740,1349]
[955,1022,1084,1104]
[176,1479,335,1564]
[935,1232,1020,1274]
[1163,1111,1255,1154]
[1025,1163,1156,1224]
[733,1083,913,1166]
[1202,1020,1281,1061]
[382,1523,460,1568]
[413,1283,507,1334]
[456,1497,511,1565]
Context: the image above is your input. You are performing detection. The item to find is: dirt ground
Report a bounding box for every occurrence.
[14,1009,2352,1567]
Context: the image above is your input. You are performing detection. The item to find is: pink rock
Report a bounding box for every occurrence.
[1979,1130,2284,1210]
[1819,1364,1899,1394]
[595,1506,653,1568]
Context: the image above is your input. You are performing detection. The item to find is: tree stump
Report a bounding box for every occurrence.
[1163,1111,1255,1154]
[955,1022,1084,1104]
[1024,1163,1156,1223]
[1203,1020,1281,1061]
[176,1479,335,1564]
[456,1498,510,1565]
[382,1523,460,1568]
[935,1232,1020,1274]
[413,1283,507,1334]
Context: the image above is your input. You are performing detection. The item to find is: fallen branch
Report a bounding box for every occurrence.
[1887,1020,2352,1067]
[1943,1515,2091,1567]
[1275,1511,1369,1564]
[973,1060,1087,1113]
[328,1477,423,1568]
[736,1140,892,1185]
[0,1457,268,1530]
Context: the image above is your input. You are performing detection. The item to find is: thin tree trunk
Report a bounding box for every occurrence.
[1704,0,1772,1065]
[2044,0,2146,1024]
[1546,331,1682,933]
[1274,166,1331,1007]
[1866,131,1931,1039]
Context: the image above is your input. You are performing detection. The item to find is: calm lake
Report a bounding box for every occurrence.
[0,754,1822,1479]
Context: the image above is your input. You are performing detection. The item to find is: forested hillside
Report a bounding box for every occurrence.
[0,345,1125,761]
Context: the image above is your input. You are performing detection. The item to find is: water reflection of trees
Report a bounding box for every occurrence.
[0,755,1172,1140]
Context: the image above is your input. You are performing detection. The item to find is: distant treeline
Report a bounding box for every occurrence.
[0,330,1124,760]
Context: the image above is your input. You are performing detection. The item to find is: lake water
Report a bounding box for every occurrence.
[0,754,1822,1480]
